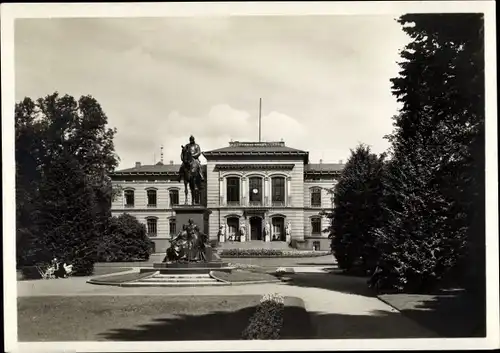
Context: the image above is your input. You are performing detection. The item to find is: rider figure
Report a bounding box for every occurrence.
[178,135,205,183]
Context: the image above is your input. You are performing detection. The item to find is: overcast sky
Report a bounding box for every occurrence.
[15,16,410,169]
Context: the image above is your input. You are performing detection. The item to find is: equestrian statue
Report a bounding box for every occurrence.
[178,135,205,205]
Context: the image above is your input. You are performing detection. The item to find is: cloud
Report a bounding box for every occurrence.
[115,104,308,168]
[14,16,410,170]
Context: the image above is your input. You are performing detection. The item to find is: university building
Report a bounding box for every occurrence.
[110,141,344,252]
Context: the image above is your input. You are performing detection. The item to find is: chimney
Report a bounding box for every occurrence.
[319,159,323,164]
[169,160,174,165]
[339,159,343,164]
[135,162,141,168]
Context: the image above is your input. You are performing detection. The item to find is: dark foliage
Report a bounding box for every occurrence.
[96,214,153,262]
[15,92,119,274]
[371,14,485,293]
[329,144,386,274]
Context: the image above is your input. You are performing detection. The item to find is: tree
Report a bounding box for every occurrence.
[371,14,484,293]
[15,92,119,272]
[96,214,153,262]
[35,151,99,275]
[329,144,386,274]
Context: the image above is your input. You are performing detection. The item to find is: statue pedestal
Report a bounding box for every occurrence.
[219,235,225,243]
[240,235,246,242]
[172,205,211,235]
[286,235,291,244]
[265,234,270,242]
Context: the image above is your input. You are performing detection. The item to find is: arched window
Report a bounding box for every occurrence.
[146,218,158,237]
[311,187,322,207]
[311,217,322,235]
[169,218,176,237]
[271,176,285,206]
[147,189,157,207]
[226,177,240,205]
[124,189,135,208]
[169,189,179,206]
[249,176,263,206]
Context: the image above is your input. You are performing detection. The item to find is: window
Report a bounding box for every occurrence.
[169,189,179,206]
[311,188,321,207]
[226,177,240,205]
[147,218,157,237]
[249,177,263,205]
[271,177,285,205]
[147,189,157,207]
[169,218,176,237]
[124,189,134,207]
[312,241,321,251]
[311,217,321,234]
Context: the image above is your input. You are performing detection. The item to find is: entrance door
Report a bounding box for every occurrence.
[272,217,285,241]
[249,216,263,240]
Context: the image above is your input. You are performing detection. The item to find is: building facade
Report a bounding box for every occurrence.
[110,141,343,252]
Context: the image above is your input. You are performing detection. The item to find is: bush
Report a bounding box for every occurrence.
[220,249,330,258]
[96,214,153,262]
[242,293,285,340]
[72,256,95,276]
[329,144,386,274]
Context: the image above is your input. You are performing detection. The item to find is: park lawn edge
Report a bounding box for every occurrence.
[87,271,156,285]
[209,270,285,284]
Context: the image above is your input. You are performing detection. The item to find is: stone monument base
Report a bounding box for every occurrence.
[172,204,211,235]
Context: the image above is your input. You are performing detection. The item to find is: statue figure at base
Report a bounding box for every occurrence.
[218,225,226,243]
[285,221,292,244]
[239,222,246,242]
[164,218,209,263]
[264,222,271,242]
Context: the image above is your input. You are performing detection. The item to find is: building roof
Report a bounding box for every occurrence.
[113,163,184,175]
[305,163,344,173]
[203,141,309,162]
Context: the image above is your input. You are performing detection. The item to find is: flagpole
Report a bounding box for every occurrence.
[259,98,262,142]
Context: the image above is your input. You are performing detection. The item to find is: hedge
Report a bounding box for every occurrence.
[220,249,331,258]
[242,293,285,339]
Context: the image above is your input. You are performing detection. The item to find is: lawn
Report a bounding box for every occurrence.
[210,270,281,283]
[18,295,314,341]
[92,267,132,276]
[88,271,153,284]
[378,289,486,338]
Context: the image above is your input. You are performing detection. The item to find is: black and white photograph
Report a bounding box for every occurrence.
[2,2,498,352]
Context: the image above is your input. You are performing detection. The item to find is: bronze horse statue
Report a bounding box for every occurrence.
[180,145,203,205]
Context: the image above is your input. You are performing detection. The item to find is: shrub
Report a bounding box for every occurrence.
[71,256,95,276]
[96,214,153,262]
[242,293,285,340]
[328,144,386,274]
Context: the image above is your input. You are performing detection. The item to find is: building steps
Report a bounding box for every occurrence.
[120,272,227,287]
